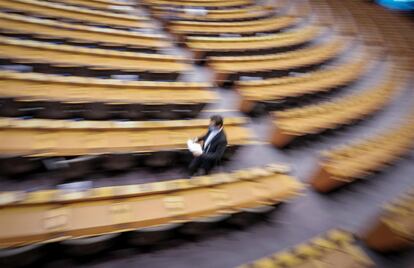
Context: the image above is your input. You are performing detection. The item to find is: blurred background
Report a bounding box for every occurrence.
[0,0,413,267]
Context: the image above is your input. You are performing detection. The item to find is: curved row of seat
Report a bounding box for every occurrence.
[0,164,303,250]
[0,116,251,156]
[150,5,273,22]
[0,36,189,80]
[310,113,414,192]
[51,0,134,11]
[269,66,403,148]
[210,37,350,86]
[0,12,169,52]
[187,25,323,59]
[146,0,316,59]
[0,0,149,28]
[312,0,414,58]
[0,116,251,176]
[237,50,376,114]
[0,70,216,119]
[239,229,374,268]
[167,15,300,36]
[142,0,253,9]
[364,187,414,252]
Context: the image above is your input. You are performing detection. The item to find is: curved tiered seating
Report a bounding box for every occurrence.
[0,116,251,175]
[0,0,150,29]
[364,188,414,252]
[0,36,189,80]
[167,16,299,36]
[151,5,272,22]
[237,51,375,114]
[269,68,403,148]
[313,0,414,56]
[187,26,323,59]
[0,71,216,119]
[310,114,414,192]
[239,229,374,268]
[142,0,252,9]
[0,12,169,52]
[209,37,349,86]
[0,164,304,250]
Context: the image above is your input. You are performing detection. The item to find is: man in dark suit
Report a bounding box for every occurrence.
[189,115,228,176]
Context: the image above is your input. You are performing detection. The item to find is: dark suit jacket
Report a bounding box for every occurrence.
[197,129,228,162]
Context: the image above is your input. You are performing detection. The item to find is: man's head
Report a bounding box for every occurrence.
[209,115,223,130]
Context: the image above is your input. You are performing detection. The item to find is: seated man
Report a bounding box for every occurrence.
[189,115,228,176]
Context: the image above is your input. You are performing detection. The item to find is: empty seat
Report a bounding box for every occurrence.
[227,205,275,227]
[0,243,43,268]
[0,155,40,176]
[101,153,137,171]
[51,155,99,179]
[0,98,23,117]
[60,233,119,256]
[82,102,110,120]
[180,214,231,236]
[127,223,182,246]
[35,101,71,119]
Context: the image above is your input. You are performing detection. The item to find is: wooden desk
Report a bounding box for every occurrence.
[0,12,169,49]
[168,16,299,35]
[0,70,216,106]
[236,52,373,114]
[209,37,348,85]
[0,116,251,157]
[0,165,303,248]
[0,0,150,28]
[310,114,414,192]
[186,26,322,59]
[0,36,189,74]
[270,71,401,148]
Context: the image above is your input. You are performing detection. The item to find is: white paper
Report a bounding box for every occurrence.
[187,139,203,155]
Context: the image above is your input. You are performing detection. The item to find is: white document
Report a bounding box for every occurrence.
[187,139,203,155]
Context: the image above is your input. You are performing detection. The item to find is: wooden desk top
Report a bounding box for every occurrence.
[0,116,252,156]
[0,0,151,28]
[0,165,303,248]
[0,12,169,48]
[0,36,190,72]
